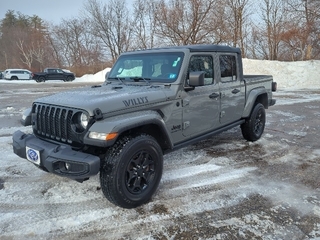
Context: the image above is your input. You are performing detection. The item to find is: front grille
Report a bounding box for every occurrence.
[32,103,75,144]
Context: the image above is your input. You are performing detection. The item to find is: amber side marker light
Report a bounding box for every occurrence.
[106,132,118,141]
[89,132,118,141]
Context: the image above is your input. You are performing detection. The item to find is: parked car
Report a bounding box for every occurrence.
[4,69,32,80]
[32,68,75,82]
[0,71,4,79]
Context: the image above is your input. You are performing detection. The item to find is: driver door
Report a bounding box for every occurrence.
[182,54,220,138]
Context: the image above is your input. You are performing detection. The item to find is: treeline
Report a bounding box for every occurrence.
[0,0,319,76]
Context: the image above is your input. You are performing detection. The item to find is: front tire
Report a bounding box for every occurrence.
[100,134,163,208]
[66,76,73,82]
[241,103,266,141]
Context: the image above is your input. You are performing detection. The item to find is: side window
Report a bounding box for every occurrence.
[219,55,237,82]
[188,55,213,85]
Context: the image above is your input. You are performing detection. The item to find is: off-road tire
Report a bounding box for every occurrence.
[100,134,163,208]
[241,103,266,142]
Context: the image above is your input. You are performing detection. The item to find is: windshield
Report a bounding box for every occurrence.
[108,52,184,83]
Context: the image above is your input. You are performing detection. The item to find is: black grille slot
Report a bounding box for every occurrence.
[33,103,75,144]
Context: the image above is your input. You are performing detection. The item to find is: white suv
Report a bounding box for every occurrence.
[4,69,32,80]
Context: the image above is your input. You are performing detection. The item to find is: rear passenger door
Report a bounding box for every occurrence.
[47,69,60,80]
[22,71,31,79]
[218,53,245,125]
[46,69,56,80]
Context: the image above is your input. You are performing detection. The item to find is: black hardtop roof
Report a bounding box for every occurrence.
[136,44,241,54]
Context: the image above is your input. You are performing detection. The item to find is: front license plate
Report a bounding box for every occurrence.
[26,147,41,165]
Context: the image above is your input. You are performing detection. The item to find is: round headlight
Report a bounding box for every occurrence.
[80,112,89,129]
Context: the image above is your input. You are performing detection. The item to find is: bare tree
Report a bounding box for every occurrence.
[224,0,251,57]
[49,17,104,75]
[131,0,157,49]
[84,0,133,63]
[32,41,45,70]
[16,39,33,68]
[251,0,286,60]
[152,0,217,46]
[282,0,320,60]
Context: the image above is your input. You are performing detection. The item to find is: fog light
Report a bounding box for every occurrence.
[65,162,71,170]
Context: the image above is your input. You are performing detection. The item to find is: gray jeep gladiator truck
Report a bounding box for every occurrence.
[13,45,277,208]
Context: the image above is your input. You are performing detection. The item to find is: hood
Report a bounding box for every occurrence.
[35,83,176,115]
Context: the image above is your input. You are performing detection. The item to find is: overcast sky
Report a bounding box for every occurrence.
[0,0,87,24]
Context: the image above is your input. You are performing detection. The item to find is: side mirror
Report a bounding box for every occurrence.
[189,71,205,87]
[105,71,110,81]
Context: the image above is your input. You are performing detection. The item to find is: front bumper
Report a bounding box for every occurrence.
[12,130,100,182]
[269,99,276,106]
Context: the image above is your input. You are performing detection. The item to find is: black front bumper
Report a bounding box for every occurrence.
[269,99,276,107]
[12,130,100,182]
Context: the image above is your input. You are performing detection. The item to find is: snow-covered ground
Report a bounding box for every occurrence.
[1,59,320,239]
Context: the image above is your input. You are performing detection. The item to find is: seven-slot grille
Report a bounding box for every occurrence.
[33,103,75,144]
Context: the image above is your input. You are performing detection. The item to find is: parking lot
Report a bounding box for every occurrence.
[1,81,320,239]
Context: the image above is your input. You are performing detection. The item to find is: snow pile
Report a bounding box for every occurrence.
[75,67,111,83]
[243,59,320,89]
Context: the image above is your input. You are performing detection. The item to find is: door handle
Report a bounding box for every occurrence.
[209,93,220,99]
[232,89,240,94]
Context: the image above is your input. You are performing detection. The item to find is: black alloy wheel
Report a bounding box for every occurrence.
[100,134,163,208]
[126,149,156,195]
[241,103,266,141]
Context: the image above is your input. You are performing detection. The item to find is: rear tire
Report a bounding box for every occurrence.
[100,134,163,208]
[241,103,266,141]
[37,77,45,82]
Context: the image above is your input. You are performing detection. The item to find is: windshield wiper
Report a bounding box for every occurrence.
[130,77,151,84]
[108,77,126,85]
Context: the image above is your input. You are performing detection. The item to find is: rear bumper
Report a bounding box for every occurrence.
[12,130,100,182]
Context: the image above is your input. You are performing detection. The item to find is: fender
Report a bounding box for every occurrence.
[83,110,173,148]
[242,87,267,118]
